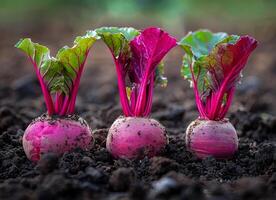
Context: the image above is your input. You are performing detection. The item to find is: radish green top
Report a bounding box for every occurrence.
[15,31,99,116]
[179,30,257,120]
[96,27,177,117]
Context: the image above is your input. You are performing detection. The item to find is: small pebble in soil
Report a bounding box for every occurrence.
[149,177,180,199]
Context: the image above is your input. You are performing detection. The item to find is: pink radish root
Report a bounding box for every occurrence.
[23,115,93,161]
[106,116,167,159]
[185,119,238,159]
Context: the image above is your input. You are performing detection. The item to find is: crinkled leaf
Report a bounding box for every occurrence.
[204,35,258,91]
[56,31,98,82]
[179,30,257,96]
[179,30,239,58]
[96,27,139,41]
[96,27,139,59]
[97,27,176,86]
[15,32,98,95]
[15,38,50,67]
[39,59,72,94]
[179,30,257,119]
[129,27,177,84]
[181,54,209,94]
[179,30,240,94]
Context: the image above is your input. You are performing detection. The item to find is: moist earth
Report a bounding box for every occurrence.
[0,71,275,200]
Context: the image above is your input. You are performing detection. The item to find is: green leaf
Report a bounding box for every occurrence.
[96,27,139,58]
[181,54,192,80]
[126,87,132,101]
[179,30,240,95]
[179,30,257,120]
[179,30,239,58]
[15,31,98,95]
[181,54,209,93]
[39,59,72,95]
[155,62,168,87]
[96,27,139,41]
[15,38,50,67]
[56,31,98,80]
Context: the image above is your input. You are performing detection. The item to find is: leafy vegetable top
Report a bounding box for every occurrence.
[15,31,98,116]
[179,30,257,120]
[96,27,177,117]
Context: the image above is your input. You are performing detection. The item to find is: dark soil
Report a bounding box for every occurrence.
[0,25,275,199]
[0,68,275,200]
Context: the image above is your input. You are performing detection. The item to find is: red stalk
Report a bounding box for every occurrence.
[29,57,54,116]
[189,62,206,119]
[133,39,157,116]
[67,51,89,114]
[55,93,64,113]
[59,96,70,116]
[208,57,248,120]
[114,59,132,116]
[218,88,235,119]
[130,86,137,112]
[143,75,154,117]
[134,70,149,116]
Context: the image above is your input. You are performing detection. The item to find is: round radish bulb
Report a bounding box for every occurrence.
[106,116,167,159]
[185,119,238,159]
[23,115,93,161]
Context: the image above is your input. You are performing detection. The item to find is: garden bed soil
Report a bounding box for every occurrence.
[0,66,275,200]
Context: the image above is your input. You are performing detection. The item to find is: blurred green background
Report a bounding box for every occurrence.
[1,0,276,37]
[1,0,275,54]
[0,0,276,111]
[0,0,275,113]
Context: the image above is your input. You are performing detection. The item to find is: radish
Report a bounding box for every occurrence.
[179,30,257,159]
[96,27,177,159]
[15,31,98,161]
